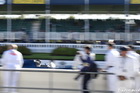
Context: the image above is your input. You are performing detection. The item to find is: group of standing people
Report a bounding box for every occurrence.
[106,43,140,93]
[1,43,140,93]
[74,43,140,93]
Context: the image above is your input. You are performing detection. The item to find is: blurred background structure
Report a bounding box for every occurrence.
[0,0,140,93]
[0,0,140,44]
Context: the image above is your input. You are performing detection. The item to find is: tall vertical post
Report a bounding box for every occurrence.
[84,0,90,41]
[45,0,50,43]
[7,0,12,42]
[124,0,130,41]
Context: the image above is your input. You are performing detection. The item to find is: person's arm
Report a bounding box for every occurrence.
[137,54,140,70]
[104,53,114,70]
[19,53,24,68]
[118,58,136,80]
[132,58,140,77]
[90,53,96,60]
[73,54,82,70]
[80,56,87,62]
[1,51,7,66]
[126,58,137,79]
[115,58,127,81]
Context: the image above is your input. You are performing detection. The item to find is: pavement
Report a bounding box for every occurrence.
[0,69,108,93]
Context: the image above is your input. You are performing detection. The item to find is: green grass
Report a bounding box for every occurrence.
[0,53,105,60]
[95,54,105,61]
[23,53,105,61]
[23,53,75,60]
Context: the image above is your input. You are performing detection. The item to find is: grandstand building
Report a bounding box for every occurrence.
[0,0,140,45]
[0,0,140,93]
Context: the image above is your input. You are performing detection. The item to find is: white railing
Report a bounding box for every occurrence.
[44,32,140,41]
[0,43,139,54]
[0,32,140,41]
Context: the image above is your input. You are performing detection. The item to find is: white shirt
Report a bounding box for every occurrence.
[105,49,119,68]
[116,55,139,79]
[1,49,24,69]
[128,51,140,61]
[73,51,95,69]
[128,51,140,69]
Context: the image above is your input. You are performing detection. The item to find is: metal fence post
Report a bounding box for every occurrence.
[49,72,54,93]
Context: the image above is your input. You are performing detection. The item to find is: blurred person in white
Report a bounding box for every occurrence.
[1,44,24,93]
[105,43,119,93]
[116,46,139,93]
[127,45,140,92]
[49,60,56,69]
[127,45,140,65]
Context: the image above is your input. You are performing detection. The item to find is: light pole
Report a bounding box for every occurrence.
[124,0,130,41]
[84,0,90,41]
[7,0,12,42]
[45,0,50,43]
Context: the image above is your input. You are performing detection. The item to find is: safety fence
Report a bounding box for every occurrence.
[0,68,114,93]
[0,32,140,41]
[0,43,140,54]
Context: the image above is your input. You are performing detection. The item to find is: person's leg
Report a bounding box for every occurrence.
[135,77,140,93]
[82,74,91,93]
[107,68,118,93]
[3,71,12,93]
[107,75,117,92]
[10,71,20,93]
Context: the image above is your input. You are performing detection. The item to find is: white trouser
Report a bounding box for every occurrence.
[117,79,135,93]
[135,76,140,93]
[2,67,20,92]
[107,67,118,93]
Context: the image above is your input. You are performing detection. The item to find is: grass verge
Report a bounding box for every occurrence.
[23,53,105,61]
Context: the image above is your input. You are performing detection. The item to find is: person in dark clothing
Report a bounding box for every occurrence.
[74,45,98,93]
